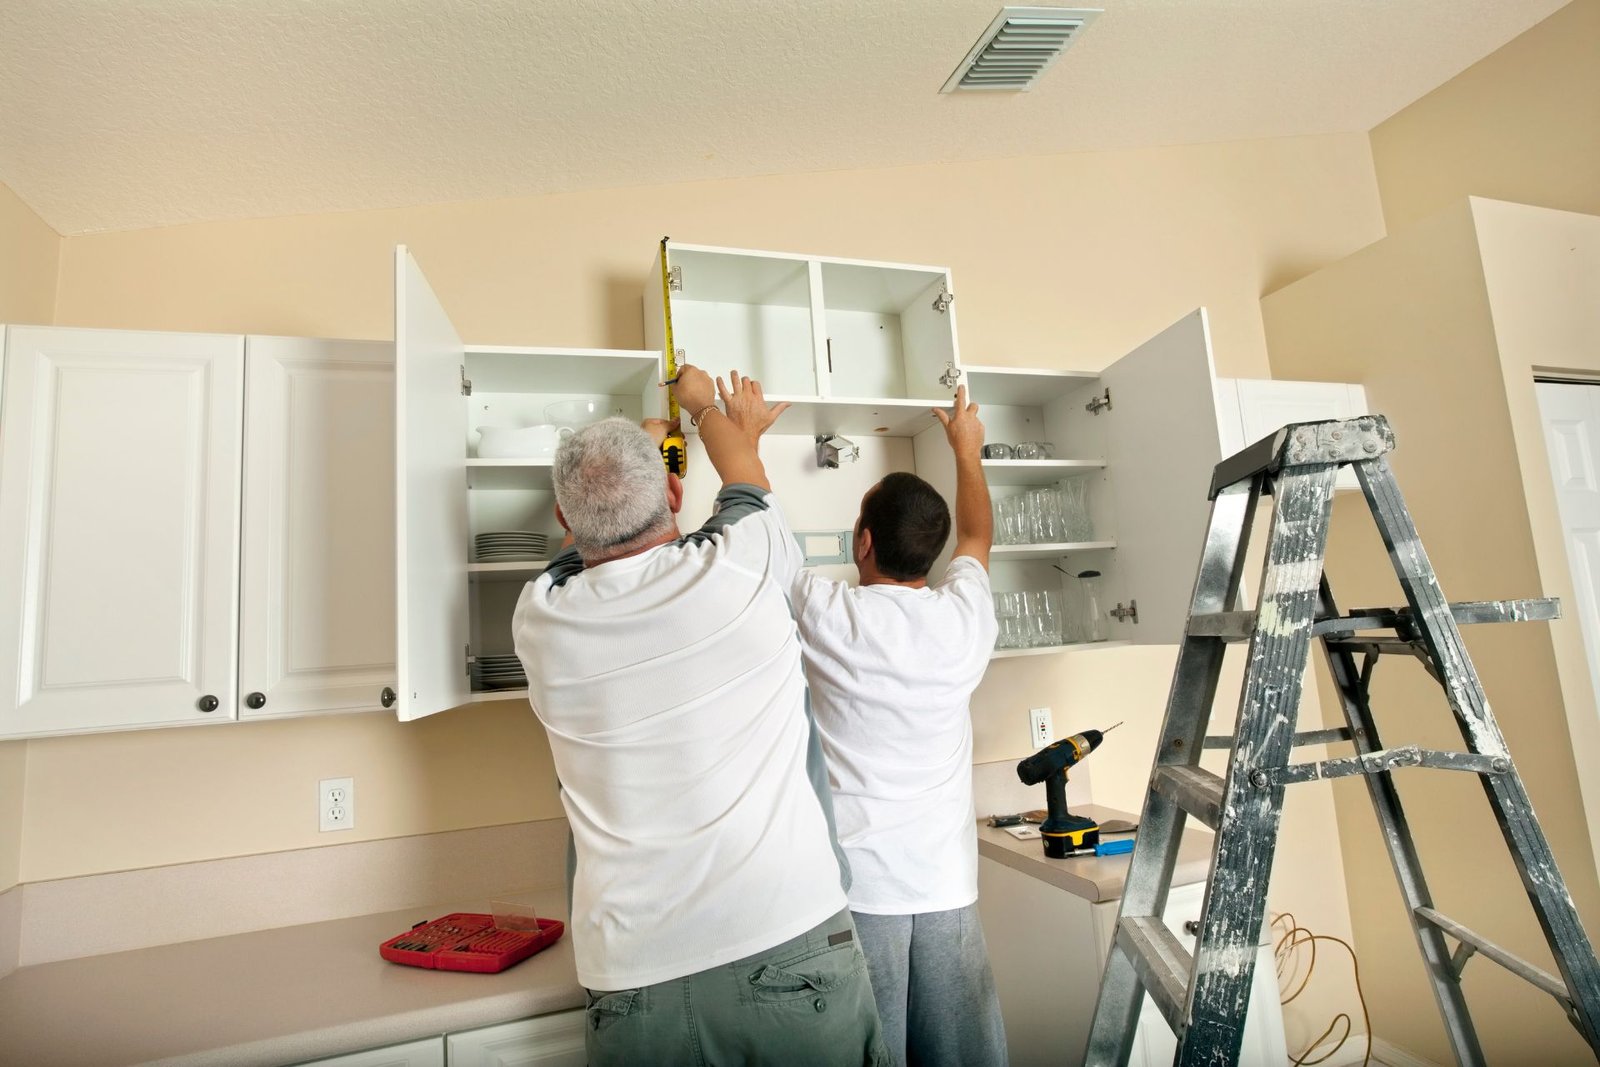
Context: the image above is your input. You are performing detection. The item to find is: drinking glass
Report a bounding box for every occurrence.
[1014,441,1054,460]
[1027,590,1061,647]
[1059,478,1093,542]
[982,443,1015,460]
[993,592,1025,649]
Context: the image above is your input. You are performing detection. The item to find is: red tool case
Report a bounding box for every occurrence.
[379,912,564,974]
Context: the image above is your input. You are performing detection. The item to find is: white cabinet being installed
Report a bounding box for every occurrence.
[0,326,245,736]
[0,326,398,739]
[646,240,1233,649]
[393,248,662,718]
[1214,378,1370,491]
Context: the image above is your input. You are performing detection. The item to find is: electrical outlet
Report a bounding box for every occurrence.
[1029,708,1054,748]
[319,776,355,833]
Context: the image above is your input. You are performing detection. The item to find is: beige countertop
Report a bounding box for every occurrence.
[0,887,581,1067]
[976,803,1215,903]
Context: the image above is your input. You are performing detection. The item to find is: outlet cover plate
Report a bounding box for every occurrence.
[319,776,355,833]
[1029,708,1053,748]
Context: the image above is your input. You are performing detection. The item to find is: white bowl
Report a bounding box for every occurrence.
[476,424,573,459]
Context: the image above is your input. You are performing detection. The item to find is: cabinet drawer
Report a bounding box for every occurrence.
[446,1009,587,1067]
[297,1036,444,1067]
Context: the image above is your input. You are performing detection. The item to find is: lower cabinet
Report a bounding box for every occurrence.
[447,1010,588,1067]
[295,1009,584,1067]
[298,1036,444,1067]
[977,856,1287,1067]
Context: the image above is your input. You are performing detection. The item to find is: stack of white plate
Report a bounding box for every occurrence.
[475,653,526,690]
[475,532,550,562]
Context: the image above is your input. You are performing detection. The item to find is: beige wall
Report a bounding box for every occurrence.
[0,179,58,892]
[31,133,1384,1042]
[1263,199,1600,1064]
[1369,0,1600,231]
[0,180,59,326]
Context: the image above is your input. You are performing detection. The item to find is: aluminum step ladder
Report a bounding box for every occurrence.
[1084,415,1600,1066]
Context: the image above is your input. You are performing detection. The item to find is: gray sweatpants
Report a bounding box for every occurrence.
[852,904,1008,1067]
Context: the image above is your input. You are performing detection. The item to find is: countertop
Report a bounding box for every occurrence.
[976,803,1215,903]
[0,888,581,1067]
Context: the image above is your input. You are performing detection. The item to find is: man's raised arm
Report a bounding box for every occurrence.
[934,385,992,570]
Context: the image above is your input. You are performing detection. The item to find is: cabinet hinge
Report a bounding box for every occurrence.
[931,283,954,314]
[668,265,683,292]
[1110,600,1139,624]
[1085,388,1111,416]
[939,362,962,389]
[460,366,473,396]
[465,646,474,677]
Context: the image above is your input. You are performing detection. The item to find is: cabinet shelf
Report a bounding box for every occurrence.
[469,687,529,703]
[990,641,1132,660]
[466,459,555,490]
[981,459,1104,486]
[468,561,550,582]
[991,541,1116,560]
[964,365,1098,407]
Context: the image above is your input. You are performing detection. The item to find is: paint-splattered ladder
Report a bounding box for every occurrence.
[1084,415,1600,1066]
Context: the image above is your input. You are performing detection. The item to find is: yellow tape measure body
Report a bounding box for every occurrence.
[658,237,687,476]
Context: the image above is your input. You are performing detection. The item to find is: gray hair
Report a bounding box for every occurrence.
[552,417,675,558]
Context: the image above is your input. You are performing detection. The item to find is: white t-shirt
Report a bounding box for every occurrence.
[513,485,848,991]
[791,556,998,915]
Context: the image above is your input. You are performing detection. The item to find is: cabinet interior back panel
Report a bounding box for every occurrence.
[468,489,562,543]
[674,250,811,307]
[670,301,817,396]
[42,364,200,684]
[467,391,644,456]
[825,310,907,399]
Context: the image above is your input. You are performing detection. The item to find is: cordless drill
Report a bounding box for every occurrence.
[1015,723,1121,858]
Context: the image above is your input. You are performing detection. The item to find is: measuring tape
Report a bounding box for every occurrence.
[657,237,687,476]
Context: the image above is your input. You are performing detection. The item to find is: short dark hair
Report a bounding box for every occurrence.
[858,472,952,581]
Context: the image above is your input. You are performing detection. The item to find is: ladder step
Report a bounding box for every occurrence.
[1116,916,1193,1036]
[1415,907,1575,1011]
[1312,598,1560,637]
[1187,611,1256,641]
[1151,764,1225,829]
[1203,727,1353,751]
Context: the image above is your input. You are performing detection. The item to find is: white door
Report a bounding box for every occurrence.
[296,1036,445,1067]
[239,336,397,720]
[1536,380,1600,728]
[446,1011,587,1067]
[1099,310,1225,645]
[0,326,244,737]
[1232,379,1367,491]
[394,247,472,720]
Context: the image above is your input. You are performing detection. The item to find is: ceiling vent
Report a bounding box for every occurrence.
[941,7,1101,93]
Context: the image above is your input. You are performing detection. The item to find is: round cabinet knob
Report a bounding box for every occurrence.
[380,687,397,709]
[1183,920,1201,937]
[197,695,219,713]
[245,692,266,710]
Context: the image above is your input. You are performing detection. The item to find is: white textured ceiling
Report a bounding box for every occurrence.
[0,0,1568,235]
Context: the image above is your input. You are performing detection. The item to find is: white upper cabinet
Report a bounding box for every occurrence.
[1214,378,1369,491]
[645,240,959,437]
[0,326,245,736]
[394,247,473,721]
[962,310,1224,648]
[239,336,397,720]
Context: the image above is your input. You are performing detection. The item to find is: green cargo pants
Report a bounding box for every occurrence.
[584,908,891,1066]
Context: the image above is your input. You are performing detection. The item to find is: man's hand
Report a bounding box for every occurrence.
[670,364,716,418]
[933,385,984,459]
[718,370,791,442]
[641,418,680,449]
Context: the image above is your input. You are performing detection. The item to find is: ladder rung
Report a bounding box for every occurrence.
[1312,598,1561,637]
[1203,727,1353,750]
[1187,611,1256,641]
[1151,764,1225,829]
[1117,916,1193,1036]
[1277,745,1507,784]
[1415,907,1574,1010]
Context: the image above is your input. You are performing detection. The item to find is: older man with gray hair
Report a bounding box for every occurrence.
[512,365,889,1067]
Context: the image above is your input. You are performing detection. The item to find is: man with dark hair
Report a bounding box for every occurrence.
[789,386,1006,1067]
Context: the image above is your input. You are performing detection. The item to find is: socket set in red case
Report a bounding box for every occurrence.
[379,912,564,974]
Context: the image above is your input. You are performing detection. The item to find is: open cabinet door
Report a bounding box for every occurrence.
[394,247,471,720]
[1099,309,1225,645]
